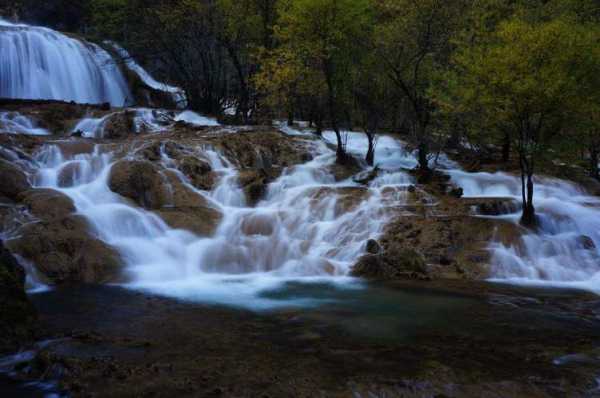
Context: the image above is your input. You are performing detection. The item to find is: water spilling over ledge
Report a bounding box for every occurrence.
[0,19,132,106]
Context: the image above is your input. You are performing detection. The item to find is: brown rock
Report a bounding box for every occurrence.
[108,160,169,209]
[0,159,30,201]
[102,111,134,139]
[0,240,36,353]
[18,189,75,222]
[238,169,272,206]
[157,171,222,236]
[351,248,427,279]
[179,156,214,190]
[366,239,381,254]
[8,215,123,284]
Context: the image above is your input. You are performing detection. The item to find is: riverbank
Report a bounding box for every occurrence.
[2,282,599,397]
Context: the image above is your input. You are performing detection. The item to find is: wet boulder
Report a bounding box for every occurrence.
[576,235,596,251]
[0,240,36,353]
[18,189,76,222]
[366,239,381,254]
[102,111,135,139]
[0,158,31,201]
[351,248,427,279]
[108,160,170,209]
[238,169,269,206]
[178,156,214,191]
[467,198,521,216]
[156,171,222,236]
[7,215,123,284]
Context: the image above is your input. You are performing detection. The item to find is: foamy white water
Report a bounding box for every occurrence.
[446,169,600,292]
[72,108,218,138]
[0,19,131,106]
[107,41,188,109]
[0,112,49,135]
[26,128,414,309]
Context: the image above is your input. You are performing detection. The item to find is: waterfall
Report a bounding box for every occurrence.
[0,19,131,106]
[107,41,188,109]
[447,169,600,292]
[28,131,413,309]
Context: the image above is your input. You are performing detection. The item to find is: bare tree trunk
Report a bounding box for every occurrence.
[590,147,599,181]
[323,61,346,164]
[315,112,323,136]
[366,132,375,166]
[519,153,536,227]
[502,131,511,163]
[417,140,429,172]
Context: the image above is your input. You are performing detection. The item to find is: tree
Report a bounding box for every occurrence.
[274,0,373,164]
[444,15,599,226]
[373,0,466,175]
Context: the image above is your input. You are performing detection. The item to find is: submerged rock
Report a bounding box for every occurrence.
[0,240,36,353]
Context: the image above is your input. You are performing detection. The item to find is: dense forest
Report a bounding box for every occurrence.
[5,0,597,227]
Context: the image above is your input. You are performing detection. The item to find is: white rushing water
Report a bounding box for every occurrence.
[4,110,599,302]
[71,108,219,138]
[28,130,413,308]
[107,41,188,109]
[446,169,600,292]
[0,19,131,106]
[0,111,49,135]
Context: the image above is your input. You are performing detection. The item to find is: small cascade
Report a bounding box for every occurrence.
[0,19,131,106]
[107,41,188,109]
[0,112,49,135]
[446,168,600,292]
[25,129,414,308]
[71,108,219,138]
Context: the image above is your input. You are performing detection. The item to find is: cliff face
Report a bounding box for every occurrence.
[0,240,36,354]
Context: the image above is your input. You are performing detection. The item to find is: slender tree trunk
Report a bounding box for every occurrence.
[287,107,294,126]
[417,140,429,172]
[323,61,346,164]
[366,132,375,166]
[315,112,323,136]
[590,147,599,181]
[519,152,536,227]
[502,132,511,163]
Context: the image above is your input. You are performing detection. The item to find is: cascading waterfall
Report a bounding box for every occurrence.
[447,169,600,291]
[0,19,131,106]
[29,131,414,308]
[71,108,219,138]
[107,41,188,109]
[0,111,49,135]
[6,107,599,302]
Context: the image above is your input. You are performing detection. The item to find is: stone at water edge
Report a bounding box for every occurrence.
[0,158,31,201]
[18,189,76,222]
[7,215,123,284]
[178,155,214,191]
[0,240,36,354]
[351,248,428,279]
[108,160,170,210]
[366,239,381,254]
